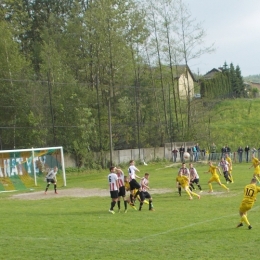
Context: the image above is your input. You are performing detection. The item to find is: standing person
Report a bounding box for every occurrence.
[236,178,260,229]
[140,173,154,211]
[128,160,144,206]
[225,144,231,156]
[172,147,178,163]
[195,143,200,161]
[205,161,229,193]
[176,171,200,200]
[249,154,260,182]
[193,145,198,162]
[179,145,185,162]
[210,143,217,161]
[225,153,234,183]
[44,166,58,194]
[189,163,203,192]
[116,167,128,213]
[177,162,190,196]
[237,146,243,163]
[245,145,250,163]
[221,146,227,159]
[108,166,119,214]
[218,157,232,184]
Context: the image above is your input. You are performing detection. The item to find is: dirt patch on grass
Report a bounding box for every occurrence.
[11,188,173,200]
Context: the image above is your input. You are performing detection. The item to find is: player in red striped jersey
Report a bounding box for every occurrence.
[218,158,232,183]
[140,173,154,211]
[108,166,119,214]
[116,167,128,213]
[189,163,203,192]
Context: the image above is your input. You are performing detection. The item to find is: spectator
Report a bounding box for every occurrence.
[210,143,217,161]
[237,146,243,163]
[245,145,250,163]
[179,145,185,162]
[221,146,227,159]
[172,147,178,163]
[196,143,200,161]
[193,145,198,162]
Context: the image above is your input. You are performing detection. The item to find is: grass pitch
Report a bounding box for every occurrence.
[0,161,259,260]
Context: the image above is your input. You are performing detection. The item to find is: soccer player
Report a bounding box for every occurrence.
[44,166,58,194]
[108,166,119,214]
[139,173,155,211]
[176,171,200,200]
[189,163,203,192]
[225,153,234,183]
[218,157,232,184]
[128,160,144,206]
[249,154,260,182]
[236,178,260,229]
[116,167,128,213]
[205,161,229,193]
[177,162,190,196]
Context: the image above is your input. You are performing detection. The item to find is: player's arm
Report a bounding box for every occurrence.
[217,167,222,176]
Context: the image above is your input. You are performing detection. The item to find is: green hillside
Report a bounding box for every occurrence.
[200,98,259,151]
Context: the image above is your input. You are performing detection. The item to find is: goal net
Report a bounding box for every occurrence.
[0,146,66,192]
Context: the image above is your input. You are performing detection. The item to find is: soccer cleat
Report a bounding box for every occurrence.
[44,192,47,195]
[189,197,193,200]
[55,191,58,194]
[109,209,115,214]
[208,190,213,193]
[227,188,230,192]
[129,203,137,210]
[198,195,201,199]
[149,208,155,211]
[124,209,127,213]
[237,223,243,228]
[200,190,203,193]
[227,181,229,184]
[248,225,252,230]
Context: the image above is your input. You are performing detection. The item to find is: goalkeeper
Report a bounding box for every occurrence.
[45,166,58,194]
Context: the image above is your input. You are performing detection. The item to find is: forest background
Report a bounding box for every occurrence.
[0,0,259,168]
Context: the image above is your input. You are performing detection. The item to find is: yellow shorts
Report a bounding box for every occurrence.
[239,202,252,213]
[209,175,220,183]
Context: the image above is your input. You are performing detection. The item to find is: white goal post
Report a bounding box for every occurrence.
[0,146,66,187]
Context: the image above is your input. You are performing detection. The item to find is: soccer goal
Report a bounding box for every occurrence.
[0,146,66,192]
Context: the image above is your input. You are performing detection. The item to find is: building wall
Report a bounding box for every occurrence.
[178,72,195,99]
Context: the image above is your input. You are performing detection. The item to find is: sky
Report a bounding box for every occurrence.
[182,0,260,76]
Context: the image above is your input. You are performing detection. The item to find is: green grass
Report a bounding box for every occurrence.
[1,162,260,260]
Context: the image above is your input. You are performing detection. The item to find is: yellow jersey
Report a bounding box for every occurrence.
[176,175,189,188]
[241,183,260,206]
[208,165,219,176]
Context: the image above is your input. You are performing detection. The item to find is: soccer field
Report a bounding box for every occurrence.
[0,161,259,260]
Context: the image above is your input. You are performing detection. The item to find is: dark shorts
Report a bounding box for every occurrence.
[46,178,56,184]
[191,178,199,184]
[110,190,118,199]
[129,179,141,190]
[143,191,151,199]
[118,186,126,197]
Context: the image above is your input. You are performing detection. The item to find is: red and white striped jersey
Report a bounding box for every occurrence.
[108,173,118,191]
[178,167,190,179]
[189,167,199,180]
[140,177,149,192]
[218,161,229,172]
[117,171,124,187]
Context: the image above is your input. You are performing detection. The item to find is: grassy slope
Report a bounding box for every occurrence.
[1,161,260,260]
[201,98,260,150]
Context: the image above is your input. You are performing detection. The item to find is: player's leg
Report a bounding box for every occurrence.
[218,181,229,191]
[184,187,193,199]
[208,180,213,193]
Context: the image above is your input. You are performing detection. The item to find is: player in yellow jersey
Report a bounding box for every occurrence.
[237,178,260,229]
[205,161,229,193]
[225,153,234,183]
[249,154,260,182]
[176,172,201,200]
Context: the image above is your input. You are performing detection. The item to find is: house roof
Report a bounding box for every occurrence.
[173,65,197,82]
[204,68,223,79]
